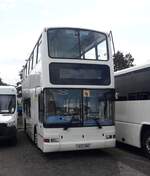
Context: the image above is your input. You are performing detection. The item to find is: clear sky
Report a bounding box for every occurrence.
[0,0,150,85]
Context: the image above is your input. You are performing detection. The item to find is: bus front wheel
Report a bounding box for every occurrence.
[24,119,26,132]
[142,130,150,158]
[34,127,38,146]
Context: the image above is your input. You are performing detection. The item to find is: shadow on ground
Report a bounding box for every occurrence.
[116,141,144,158]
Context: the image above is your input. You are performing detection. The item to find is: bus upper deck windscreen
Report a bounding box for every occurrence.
[47,28,108,61]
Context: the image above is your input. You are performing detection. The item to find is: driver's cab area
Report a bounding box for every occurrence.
[0,86,17,143]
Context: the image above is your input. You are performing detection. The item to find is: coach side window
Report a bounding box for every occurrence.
[128,93,137,100]
[138,92,150,100]
[128,92,150,100]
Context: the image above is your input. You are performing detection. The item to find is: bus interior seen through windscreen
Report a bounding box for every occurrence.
[44,89,114,127]
[47,28,108,60]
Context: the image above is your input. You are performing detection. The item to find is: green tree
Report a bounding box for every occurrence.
[113,51,134,72]
[0,77,7,86]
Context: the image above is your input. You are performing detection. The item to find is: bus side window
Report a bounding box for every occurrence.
[33,45,38,68]
[37,39,42,63]
[26,62,29,76]
[28,58,31,75]
[25,64,27,77]
[23,99,31,118]
[30,52,34,70]
[39,93,44,122]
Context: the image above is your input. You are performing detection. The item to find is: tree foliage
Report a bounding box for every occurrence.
[0,78,7,86]
[113,51,134,72]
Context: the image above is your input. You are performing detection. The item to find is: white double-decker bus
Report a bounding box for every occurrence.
[21,27,115,152]
[115,64,150,157]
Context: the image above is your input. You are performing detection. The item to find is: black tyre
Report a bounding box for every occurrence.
[142,130,150,158]
[34,128,37,145]
[24,119,26,132]
[10,136,17,146]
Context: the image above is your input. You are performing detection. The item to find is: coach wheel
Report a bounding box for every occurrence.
[142,130,150,158]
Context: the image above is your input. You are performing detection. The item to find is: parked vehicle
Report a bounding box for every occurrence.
[0,86,17,144]
[115,64,150,157]
[21,27,115,152]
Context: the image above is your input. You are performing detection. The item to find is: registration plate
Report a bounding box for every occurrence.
[76,143,91,149]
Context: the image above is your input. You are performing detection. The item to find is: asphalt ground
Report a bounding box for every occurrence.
[0,128,150,176]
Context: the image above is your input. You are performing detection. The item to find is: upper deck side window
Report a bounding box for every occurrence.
[47,28,108,61]
[22,34,42,79]
[36,38,42,63]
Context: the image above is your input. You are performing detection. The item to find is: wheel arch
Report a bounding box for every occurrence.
[34,124,37,134]
[140,123,150,147]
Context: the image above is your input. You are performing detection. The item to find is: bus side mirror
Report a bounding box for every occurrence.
[109,31,115,56]
[11,107,15,113]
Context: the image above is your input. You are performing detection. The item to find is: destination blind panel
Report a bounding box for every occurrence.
[49,63,110,85]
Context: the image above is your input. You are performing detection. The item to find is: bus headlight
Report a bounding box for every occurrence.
[105,134,113,139]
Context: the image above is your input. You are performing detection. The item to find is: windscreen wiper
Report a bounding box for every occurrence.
[93,118,102,129]
[63,122,71,130]
[63,116,74,130]
[63,116,81,130]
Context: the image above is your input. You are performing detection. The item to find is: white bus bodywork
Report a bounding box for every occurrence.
[115,64,150,157]
[21,27,115,152]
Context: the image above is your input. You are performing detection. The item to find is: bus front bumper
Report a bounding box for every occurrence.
[41,139,116,153]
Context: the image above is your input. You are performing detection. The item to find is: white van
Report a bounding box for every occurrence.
[0,86,17,144]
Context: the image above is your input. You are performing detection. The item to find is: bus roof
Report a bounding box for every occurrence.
[0,86,16,95]
[44,27,108,35]
[114,63,150,77]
